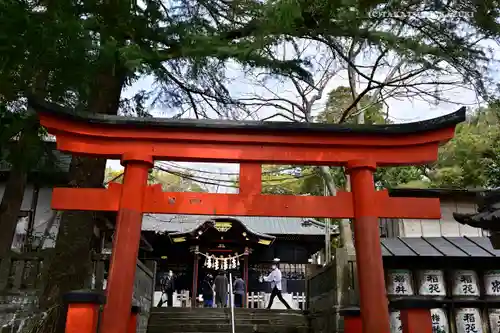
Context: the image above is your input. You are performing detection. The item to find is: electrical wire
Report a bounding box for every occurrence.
[157,161,303,176]
[154,165,314,185]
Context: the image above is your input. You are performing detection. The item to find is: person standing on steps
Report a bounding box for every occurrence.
[214,270,228,308]
[261,260,291,310]
[233,274,246,308]
[202,273,214,308]
[157,270,176,307]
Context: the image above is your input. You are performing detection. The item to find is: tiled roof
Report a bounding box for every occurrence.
[381,237,500,258]
[142,214,337,235]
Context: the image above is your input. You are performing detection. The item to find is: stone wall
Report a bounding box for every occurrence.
[133,260,156,333]
[0,253,156,333]
[307,248,357,333]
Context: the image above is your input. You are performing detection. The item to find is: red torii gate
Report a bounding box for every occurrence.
[31,98,465,333]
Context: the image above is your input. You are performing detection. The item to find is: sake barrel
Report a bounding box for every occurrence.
[455,308,484,333]
[488,308,500,333]
[389,310,402,333]
[484,270,500,297]
[451,270,480,298]
[418,270,446,298]
[387,269,414,297]
[430,308,450,333]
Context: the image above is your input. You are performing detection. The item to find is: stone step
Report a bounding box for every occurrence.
[149,316,307,325]
[147,323,309,333]
[149,318,308,326]
[151,308,304,315]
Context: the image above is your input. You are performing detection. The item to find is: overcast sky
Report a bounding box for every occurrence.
[106,40,500,193]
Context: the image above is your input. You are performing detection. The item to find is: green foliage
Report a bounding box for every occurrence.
[428,104,500,188]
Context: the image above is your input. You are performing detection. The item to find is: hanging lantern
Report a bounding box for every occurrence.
[417,270,446,297]
[483,270,500,297]
[452,270,480,298]
[386,269,414,296]
[455,308,484,333]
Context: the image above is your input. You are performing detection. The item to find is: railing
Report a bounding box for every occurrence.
[247,292,306,309]
[228,273,235,333]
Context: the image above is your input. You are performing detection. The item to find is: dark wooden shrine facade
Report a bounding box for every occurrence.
[141,218,328,299]
[164,217,275,306]
[30,97,465,333]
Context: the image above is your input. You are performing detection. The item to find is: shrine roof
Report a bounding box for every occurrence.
[380,237,500,258]
[141,214,337,235]
[31,98,465,135]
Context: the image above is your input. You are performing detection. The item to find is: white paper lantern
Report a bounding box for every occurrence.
[452,271,480,297]
[484,270,500,297]
[455,308,483,333]
[389,310,401,333]
[488,309,500,333]
[418,270,446,297]
[387,269,414,296]
[431,308,450,333]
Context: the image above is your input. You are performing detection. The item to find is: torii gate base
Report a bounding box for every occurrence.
[31,99,465,333]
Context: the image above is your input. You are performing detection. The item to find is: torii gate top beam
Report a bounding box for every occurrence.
[31,98,465,166]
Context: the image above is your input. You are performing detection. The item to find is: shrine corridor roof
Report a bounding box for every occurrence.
[141,214,334,235]
[381,237,500,258]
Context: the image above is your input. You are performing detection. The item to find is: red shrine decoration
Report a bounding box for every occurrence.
[31,98,465,333]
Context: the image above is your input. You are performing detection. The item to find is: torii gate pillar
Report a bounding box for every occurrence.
[348,160,390,333]
[100,154,152,333]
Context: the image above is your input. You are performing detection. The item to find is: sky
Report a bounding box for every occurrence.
[106,39,500,193]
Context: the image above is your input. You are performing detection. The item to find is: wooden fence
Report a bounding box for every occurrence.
[306,248,357,333]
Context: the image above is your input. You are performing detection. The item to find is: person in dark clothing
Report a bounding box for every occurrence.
[233,275,246,308]
[214,270,228,308]
[157,270,176,307]
[202,273,214,307]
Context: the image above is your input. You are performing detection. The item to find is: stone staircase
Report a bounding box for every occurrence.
[148,307,310,333]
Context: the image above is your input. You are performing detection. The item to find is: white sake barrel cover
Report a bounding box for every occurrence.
[387,269,414,296]
[488,308,500,333]
[484,270,500,297]
[452,270,480,297]
[418,270,447,297]
[455,308,484,333]
[389,310,402,333]
[431,308,450,333]
[389,308,449,333]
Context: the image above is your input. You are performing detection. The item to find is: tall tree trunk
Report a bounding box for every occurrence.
[319,166,355,255]
[38,50,127,333]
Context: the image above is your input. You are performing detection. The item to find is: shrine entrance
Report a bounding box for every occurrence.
[30,97,465,333]
[167,217,274,307]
